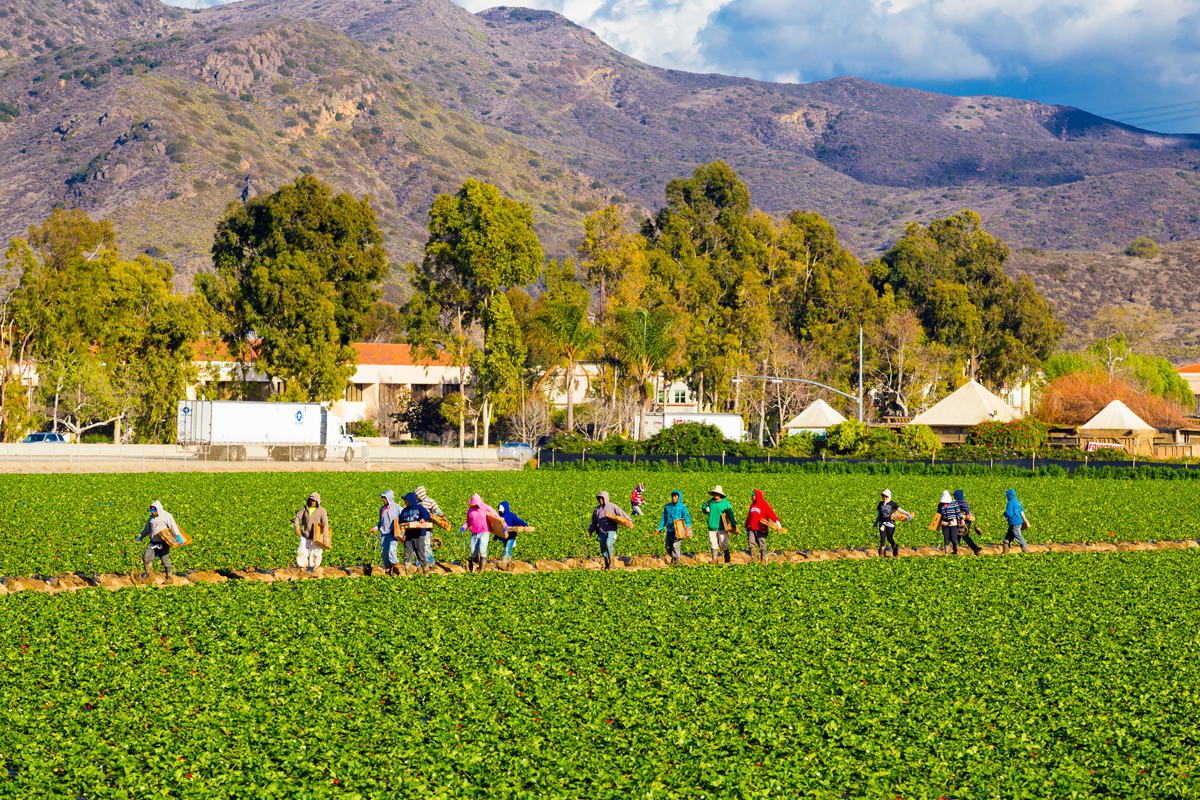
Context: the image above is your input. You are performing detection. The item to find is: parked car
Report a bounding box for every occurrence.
[21,432,66,443]
[498,442,536,461]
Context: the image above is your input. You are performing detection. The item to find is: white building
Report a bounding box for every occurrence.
[191,342,466,425]
[543,362,699,413]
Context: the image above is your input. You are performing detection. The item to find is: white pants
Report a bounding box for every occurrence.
[297,537,324,568]
[708,529,729,551]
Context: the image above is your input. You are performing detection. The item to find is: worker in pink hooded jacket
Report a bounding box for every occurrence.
[459,493,504,573]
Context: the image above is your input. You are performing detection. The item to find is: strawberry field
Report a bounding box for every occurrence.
[0,470,1197,576]
[1,551,1197,797]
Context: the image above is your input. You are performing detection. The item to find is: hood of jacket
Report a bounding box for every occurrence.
[1005,489,1025,523]
[668,490,682,504]
[469,492,484,508]
[307,493,321,507]
[595,491,620,517]
[498,500,510,515]
[403,491,421,508]
[415,486,429,502]
[381,490,396,507]
[150,500,165,515]
[939,490,953,504]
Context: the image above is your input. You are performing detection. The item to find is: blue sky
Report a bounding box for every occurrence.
[450,0,1200,133]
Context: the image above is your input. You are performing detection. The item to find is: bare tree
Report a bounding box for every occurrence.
[505,395,553,445]
[372,384,412,439]
[1087,304,1171,378]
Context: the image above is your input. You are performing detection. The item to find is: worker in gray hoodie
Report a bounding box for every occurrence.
[293,492,330,570]
[588,490,631,571]
[137,500,182,579]
[369,490,403,575]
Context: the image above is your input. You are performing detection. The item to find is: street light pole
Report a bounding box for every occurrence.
[736,327,865,423]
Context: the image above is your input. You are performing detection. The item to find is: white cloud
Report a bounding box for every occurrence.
[452,0,1200,92]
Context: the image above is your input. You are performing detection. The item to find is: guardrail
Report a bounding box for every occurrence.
[0,444,511,474]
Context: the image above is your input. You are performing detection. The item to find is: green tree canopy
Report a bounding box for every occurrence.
[196,175,387,402]
[6,208,203,442]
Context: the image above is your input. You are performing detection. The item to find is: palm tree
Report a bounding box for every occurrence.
[527,297,597,434]
[609,307,679,440]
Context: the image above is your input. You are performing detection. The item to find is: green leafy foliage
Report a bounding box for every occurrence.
[2,469,1198,576]
[966,418,1050,450]
[0,552,1198,796]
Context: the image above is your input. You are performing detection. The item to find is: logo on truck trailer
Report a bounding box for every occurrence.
[295,409,304,424]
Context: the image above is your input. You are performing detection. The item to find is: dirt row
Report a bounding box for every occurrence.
[1,538,1197,596]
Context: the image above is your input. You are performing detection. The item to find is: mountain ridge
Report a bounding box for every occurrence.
[0,0,1198,345]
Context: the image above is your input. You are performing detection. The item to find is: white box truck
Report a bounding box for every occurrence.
[176,400,367,462]
[638,412,746,441]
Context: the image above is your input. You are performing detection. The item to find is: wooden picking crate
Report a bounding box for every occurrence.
[311,520,331,550]
[432,515,450,531]
[487,513,507,537]
[506,526,534,533]
[163,526,192,547]
[673,518,692,539]
[606,513,634,530]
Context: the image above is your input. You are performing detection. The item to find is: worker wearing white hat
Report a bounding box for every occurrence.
[700,485,736,564]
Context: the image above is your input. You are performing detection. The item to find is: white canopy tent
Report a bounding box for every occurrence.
[1078,400,1155,433]
[909,380,1022,428]
[782,398,847,435]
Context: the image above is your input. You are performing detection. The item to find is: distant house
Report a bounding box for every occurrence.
[543,362,700,414]
[1180,364,1200,415]
[190,342,466,425]
[782,399,847,437]
[908,380,1022,444]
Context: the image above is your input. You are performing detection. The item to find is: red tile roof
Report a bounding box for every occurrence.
[1180,364,1200,374]
[352,343,452,367]
[195,341,450,367]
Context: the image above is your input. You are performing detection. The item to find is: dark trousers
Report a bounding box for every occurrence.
[941,524,960,550]
[960,522,979,551]
[403,536,427,567]
[143,541,172,573]
[879,524,896,550]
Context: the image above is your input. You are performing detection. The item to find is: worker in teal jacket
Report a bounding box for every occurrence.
[657,490,692,566]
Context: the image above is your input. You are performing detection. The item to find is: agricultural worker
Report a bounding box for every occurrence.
[398,492,433,576]
[952,489,982,556]
[657,490,692,566]
[293,492,330,570]
[875,489,902,557]
[1003,489,1031,554]
[744,489,780,564]
[630,483,646,516]
[460,493,502,574]
[936,490,962,555]
[588,491,631,571]
[415,485,444,569]
[700,485,736,564]
[496,500,528,567]
[137,500,182,579]
[369,490,402,575]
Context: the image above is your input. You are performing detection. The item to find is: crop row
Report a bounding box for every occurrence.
[2,471,1197,576]
[1,551,1197,797]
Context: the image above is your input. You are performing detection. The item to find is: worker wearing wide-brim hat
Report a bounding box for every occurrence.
[700,484,736,564]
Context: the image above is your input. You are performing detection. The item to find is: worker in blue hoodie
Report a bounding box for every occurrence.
[657,490,692,566]
[369,490,403,575]
[1003,489,1030,553]
[398,492,433,576]
[496,500,528,568]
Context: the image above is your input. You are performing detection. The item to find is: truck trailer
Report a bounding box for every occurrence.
[176,400,367,462]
